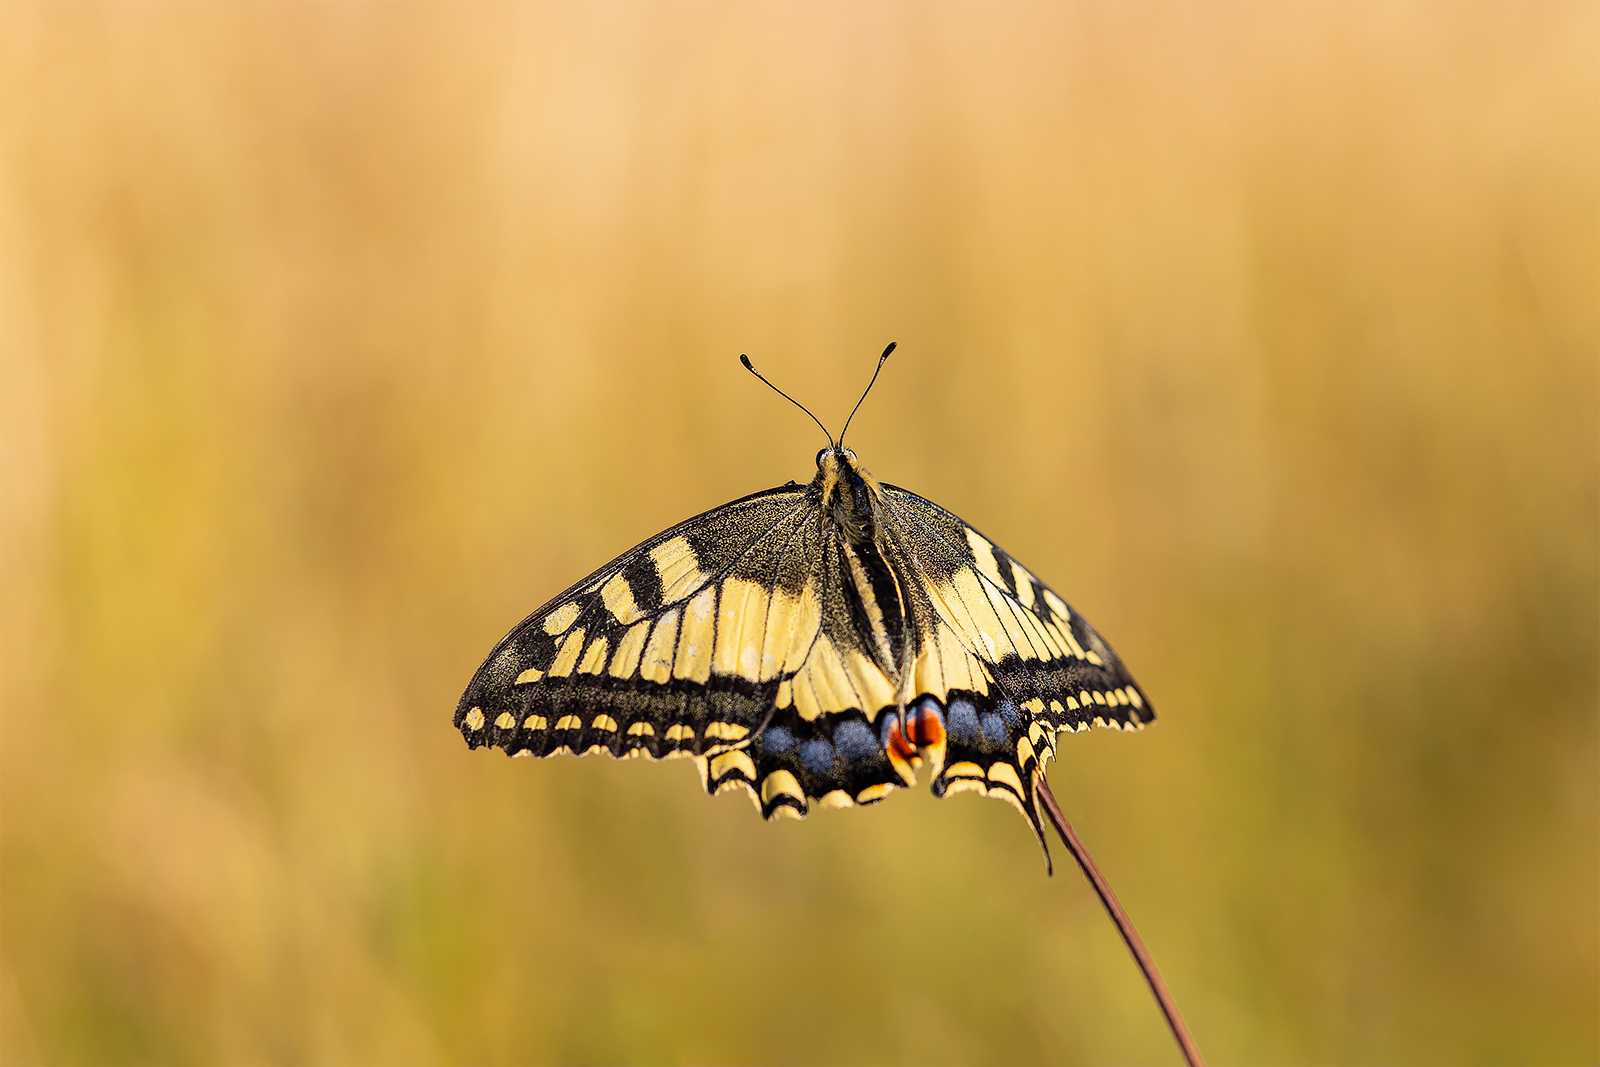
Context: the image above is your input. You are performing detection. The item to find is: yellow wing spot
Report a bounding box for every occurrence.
[1018,608,1068,661]
[1079,690,1093,706]
[578,636,609,675]
[524,715,547,730]
[705,722,749,741]
[673,586,717,683]
[1029,726,1054,762]
[713,577,770,681]
[1048,699,1064,714]
[548,627,587,677]
[1085,650,1105,666]
[665,723,695,742]
[592,714,619,732]
[933,627,975,695]
[516,666,544,685]
[542,602,581,636]
[601,571,643,624]
[494,712,516,729]
[1015,735,1036,767]
[844,648,896,721]
[709,750,756,782]
[945,761,986,780]
[1022,697,1045,716]
[930,626,992,696]
[554,714,582,730]
[1010,560,1036,611]
[1091,691,1106,705]
[817,790,854,810]
[950,568,1009,661]
[987,762,1024,794]
[964,527,1006,587]
[1066,696,1080,710]
[463,707,485,730]
[763,584,823,678]
[775,679,793,708]
[609,621,649,678]
[1042,588,1070,621]
[856,783,895,804]
[760,770,805,807]
[1128,688,1144,708]
[983,581,1043,660]
[640,610,679,684]
[790,635,857,722]
[511,749,532,758]
[626,721,654,737]
[650,536,706,602]
[1115,688,1130,705]
[909,630,947,702]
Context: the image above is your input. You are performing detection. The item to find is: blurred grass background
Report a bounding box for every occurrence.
[2,3,1596,1064]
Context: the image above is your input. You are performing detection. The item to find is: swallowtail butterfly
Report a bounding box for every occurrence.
[453,344,1156,870]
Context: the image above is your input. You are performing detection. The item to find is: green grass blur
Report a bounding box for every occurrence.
[2,4,1595,1064]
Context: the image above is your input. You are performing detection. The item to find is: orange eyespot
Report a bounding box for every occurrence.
[908,706,945,748]
[885,702,945,765]
[887,719,916,763]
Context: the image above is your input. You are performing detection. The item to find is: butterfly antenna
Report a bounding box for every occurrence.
[838,341,895,446]
[740,354,834,446]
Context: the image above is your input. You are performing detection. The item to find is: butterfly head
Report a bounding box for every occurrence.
[813,446,883,543]
[739,344,898,543]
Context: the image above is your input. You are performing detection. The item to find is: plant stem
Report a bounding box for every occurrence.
[1036,777,1204,1067]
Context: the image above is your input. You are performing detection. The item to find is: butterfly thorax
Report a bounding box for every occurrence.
[814,447,884,544]
[810,446,913,683]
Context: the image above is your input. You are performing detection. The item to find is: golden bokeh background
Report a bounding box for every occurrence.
[2,4,1595,1064]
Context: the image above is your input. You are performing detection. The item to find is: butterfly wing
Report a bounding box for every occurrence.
[876,484,1156,860]
[455,484,936,819]
[455,475,1156,864]
[455,485,816,775]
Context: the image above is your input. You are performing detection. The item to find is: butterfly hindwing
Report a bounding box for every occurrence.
[875,485,1156,853]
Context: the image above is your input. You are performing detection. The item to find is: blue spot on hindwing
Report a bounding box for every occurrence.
[833,720,877,762]
[761,726,794,756]
[798,739,836,775]
[980,713,1007,745]
[946,699,981,745]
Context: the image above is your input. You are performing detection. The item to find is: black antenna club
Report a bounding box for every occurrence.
[740,354,834,446]
[838,341,895,446]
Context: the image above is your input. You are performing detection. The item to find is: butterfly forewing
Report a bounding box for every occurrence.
[455,486,811,768]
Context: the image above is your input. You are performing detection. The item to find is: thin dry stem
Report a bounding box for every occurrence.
[1036,778,1204,1067]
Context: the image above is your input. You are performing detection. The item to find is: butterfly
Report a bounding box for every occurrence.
[453,344,1155,868]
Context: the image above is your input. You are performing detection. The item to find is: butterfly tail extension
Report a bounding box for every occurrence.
[922,690,1059,872]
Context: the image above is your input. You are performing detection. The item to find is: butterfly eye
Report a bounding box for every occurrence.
[815,448,828,468]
